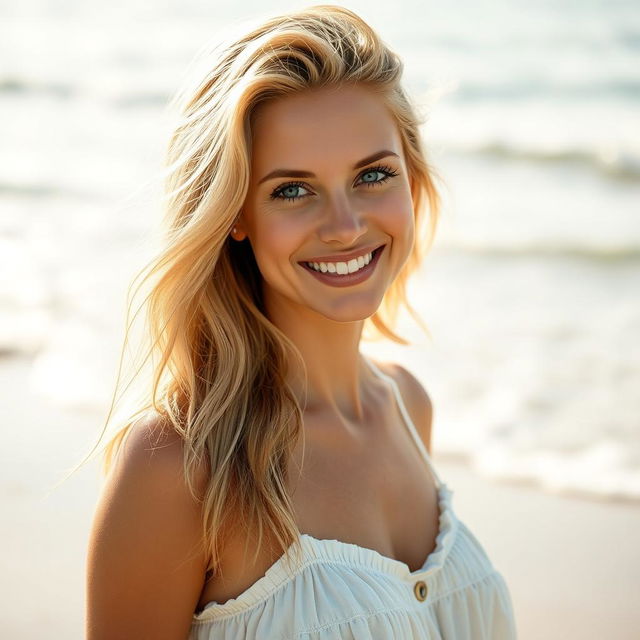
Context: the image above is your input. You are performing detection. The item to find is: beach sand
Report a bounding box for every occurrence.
[438,459,640,639]
[2,354,639,638]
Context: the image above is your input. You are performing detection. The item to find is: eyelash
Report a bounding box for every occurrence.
[269,164,400,202]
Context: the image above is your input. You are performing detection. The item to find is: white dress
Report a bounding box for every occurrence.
[189,357,517,639]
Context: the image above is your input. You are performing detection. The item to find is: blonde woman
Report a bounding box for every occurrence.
[86,5,516,639]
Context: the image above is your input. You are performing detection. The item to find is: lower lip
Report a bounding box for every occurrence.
[298,245,385,288]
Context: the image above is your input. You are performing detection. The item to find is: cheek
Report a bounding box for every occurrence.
[377,189,415,243]
[250,216,302,271]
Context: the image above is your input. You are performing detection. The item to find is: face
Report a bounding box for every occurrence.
[235,83,415,323]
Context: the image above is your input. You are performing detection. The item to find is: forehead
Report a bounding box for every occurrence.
[250,84,402,172]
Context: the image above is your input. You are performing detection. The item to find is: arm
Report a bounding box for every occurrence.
[86,416,210,639]
[391,364,433,456]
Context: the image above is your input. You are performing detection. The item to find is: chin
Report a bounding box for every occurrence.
[309,294,385,323]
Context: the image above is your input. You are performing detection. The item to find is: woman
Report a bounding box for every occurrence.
[86,5,517,639]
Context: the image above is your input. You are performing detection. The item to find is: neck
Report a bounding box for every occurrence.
[264,292,373,423]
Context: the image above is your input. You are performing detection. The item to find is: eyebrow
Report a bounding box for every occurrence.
[257,149,400,185]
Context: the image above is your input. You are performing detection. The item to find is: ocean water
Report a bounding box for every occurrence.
[1,0,638,501]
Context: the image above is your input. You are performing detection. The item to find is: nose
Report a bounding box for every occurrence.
[317,193,368,247]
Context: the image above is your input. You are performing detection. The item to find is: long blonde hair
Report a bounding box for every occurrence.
[76,4,442,577]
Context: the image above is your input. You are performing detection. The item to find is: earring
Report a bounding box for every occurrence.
[232,226,237,235]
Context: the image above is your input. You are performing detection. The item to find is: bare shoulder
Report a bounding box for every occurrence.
[116,413,209,489]
[86,413,210,639]
[372,359,433,455]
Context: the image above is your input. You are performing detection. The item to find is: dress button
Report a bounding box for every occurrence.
[413,580,428,601]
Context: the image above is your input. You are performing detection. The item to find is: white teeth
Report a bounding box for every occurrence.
[305,250,375,275]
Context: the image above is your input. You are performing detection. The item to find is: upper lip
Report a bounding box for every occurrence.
[299,243,384,264]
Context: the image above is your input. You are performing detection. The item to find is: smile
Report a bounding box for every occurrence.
[298,245,385,288]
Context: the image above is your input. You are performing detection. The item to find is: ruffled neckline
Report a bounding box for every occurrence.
[193,482,457,622]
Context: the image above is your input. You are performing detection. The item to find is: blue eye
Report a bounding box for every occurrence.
[269,164,399,203]
[359,169,389,185]
[271,181,311,202]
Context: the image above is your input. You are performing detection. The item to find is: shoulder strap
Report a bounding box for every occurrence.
[363,355,443,489]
